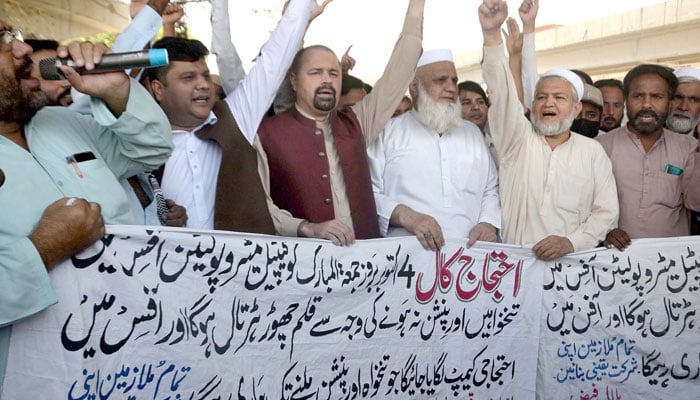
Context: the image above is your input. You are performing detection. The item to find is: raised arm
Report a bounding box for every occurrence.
[480,0,531,161]
[113,0,168,53]
[69,0,168,114]
[211,0,246,95]
[503,17,524,106]
[226,0,316,144]
[353,0,425,146]
[519,0,539,108]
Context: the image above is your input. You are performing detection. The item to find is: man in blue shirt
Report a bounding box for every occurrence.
[0,18,172,391]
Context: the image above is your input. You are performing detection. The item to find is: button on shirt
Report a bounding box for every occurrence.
[162,114,220,229]
[597,126,700,238]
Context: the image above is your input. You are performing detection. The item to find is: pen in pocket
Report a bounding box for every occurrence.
[66,156,84,179]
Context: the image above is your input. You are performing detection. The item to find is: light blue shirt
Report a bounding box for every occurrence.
[0,80,172,392]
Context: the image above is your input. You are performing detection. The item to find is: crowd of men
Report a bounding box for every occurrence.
[2,0,700,390]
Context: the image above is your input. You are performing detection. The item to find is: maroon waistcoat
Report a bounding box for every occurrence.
[258,108,380,239]
[194,100,275,234]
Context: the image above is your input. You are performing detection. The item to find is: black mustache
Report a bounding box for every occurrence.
[314,84,336,96]
[634,109,659,120]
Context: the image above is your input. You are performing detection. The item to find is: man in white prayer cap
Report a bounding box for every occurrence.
[478,0,619,260]
[367,49,502,251]
[666,66,700,137]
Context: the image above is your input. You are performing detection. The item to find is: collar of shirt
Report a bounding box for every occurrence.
[295,103,330,129]
[623,125,667,152]
[171,112,218,136]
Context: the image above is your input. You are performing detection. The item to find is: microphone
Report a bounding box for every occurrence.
[39,49,169,80]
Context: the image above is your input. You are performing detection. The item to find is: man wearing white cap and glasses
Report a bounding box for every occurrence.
[367,49,501,251]
[478,0,619,260]
[666,66,700,137]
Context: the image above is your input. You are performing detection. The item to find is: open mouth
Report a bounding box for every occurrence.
[192,95,210,105]
[315,85,336,98]
[635,111,658,123]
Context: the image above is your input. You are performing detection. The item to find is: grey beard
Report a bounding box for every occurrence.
[530,108,577,137]
[666,111,700,134]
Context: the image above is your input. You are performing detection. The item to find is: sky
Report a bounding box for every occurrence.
[169,0,669,82]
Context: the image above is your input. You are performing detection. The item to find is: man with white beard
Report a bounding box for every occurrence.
[479,0,618,260]
[666,66,700,137]
[367,50,501,251]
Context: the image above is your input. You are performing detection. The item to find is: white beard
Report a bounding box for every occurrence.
[530,107,577,137]
[666,111,700,134]
[415,82,463,134]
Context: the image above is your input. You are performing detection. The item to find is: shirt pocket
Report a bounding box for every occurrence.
[554,173,593,224]
[649,171,682,208]
[453,155,480,195]
[69,158,131,222]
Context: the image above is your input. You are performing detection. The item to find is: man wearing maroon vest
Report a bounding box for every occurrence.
[256,0,425,246]
[144,0,329,233]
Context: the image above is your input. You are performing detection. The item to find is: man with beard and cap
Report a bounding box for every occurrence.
[367,50,501,251]
[571,83,604,138]
[256,0,425,246]
[479,0,619,260]
[0,21,172,391]
[597,64,700,250]
[145,0,329,232]
[666,66,700,137]
[594,78,625,133]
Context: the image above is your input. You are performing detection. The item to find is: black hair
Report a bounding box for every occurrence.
[458,80,490,106]
[593,78,623,92]
[341,74,365,96]
[622,64,678,99]
[570,69,593,85]
[147,37,210,84]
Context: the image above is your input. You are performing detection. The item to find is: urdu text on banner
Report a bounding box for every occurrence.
[3,225,541,399]
[539,237,700,399]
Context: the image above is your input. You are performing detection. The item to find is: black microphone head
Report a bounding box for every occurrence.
[39,57,65,80]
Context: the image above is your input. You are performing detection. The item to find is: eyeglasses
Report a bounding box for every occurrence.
[0,28,23,52]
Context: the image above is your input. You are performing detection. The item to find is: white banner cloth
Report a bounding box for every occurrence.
[3,226,541,399]
[538,237,700,399]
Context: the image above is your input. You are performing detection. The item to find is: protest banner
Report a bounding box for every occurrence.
[538,237,700,400]
[2,226,541,399]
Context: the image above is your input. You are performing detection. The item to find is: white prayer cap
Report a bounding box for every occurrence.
[674,66,700,82]
[541,68,584,101]
[417,49,454,68]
